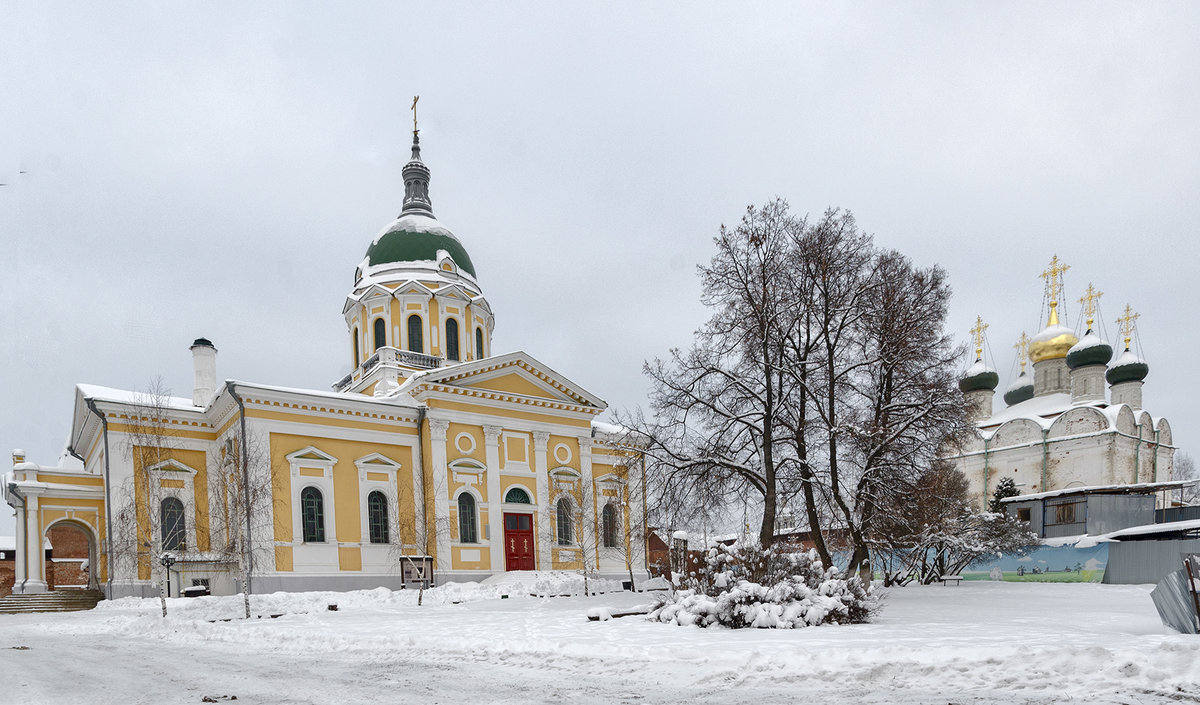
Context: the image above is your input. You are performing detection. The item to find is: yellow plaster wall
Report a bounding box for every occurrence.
[275,545,293,572]
[269,432,414,550]
[339,546,362,571]
[446,423,486,465]
[469,373,555,399]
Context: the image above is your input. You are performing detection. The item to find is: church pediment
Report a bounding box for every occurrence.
[401,351,606,410]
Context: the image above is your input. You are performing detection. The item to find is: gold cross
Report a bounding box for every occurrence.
[1014,332,1031,372]
[1039,255,1070,305]
[1116,304,1140,350]
[411,95,420,134]
[969,315,988,359]
[1078,283,1103,330]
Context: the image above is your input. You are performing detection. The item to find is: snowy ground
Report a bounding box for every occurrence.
[2,574,1198,704]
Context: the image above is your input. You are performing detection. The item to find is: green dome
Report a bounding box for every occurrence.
[1066,333,1112,370]
[1107,350,1149,385]
[366,214,476,278]
[1003,373,1034,406]
[959,359,999,393]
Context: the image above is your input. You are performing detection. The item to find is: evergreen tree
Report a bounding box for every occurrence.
[990,477,1021,513]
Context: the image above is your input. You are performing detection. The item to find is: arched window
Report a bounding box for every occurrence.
[457,493,478,543]
[446,318,460,361]
[556,498,573,546]
[407,315,423,354]
[475,328,485,360]
[353,328,360,367]
[301,487,325,543]
[367,491,389,544]
[161,497,186,551]
[505,487,531,504]
[373,318,386,351]
[602,504,618,548]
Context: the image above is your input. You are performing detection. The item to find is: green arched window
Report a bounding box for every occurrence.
[407,315,423,354]
[301,487,325,543]
[556,498,573,546]
[161,497,186,551]
[367,491,389,544]
[458,493,478,543]
[353,328,360,367]
[602,504,618,548]
[446,319,460,361]
[475,328,485,360]
[504,487,531,504]
[373,318,386,351]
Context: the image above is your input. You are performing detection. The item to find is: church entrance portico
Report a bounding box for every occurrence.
[503,513,535,571]
[45,520,98,591]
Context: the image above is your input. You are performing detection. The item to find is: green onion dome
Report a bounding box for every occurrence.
[366,214,476,277]
[1003,371,1035,406]
[1066,330,1113,370]
[1106,349,1149,385]
[959,358,999,393]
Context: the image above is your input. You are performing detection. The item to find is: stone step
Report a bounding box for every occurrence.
[0,590,104,614]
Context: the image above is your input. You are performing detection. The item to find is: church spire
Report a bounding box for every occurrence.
[401,95,434,217]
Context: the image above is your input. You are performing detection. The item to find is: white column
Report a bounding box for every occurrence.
[24,491,47,593]
[13,501,26,592]
[428,417,452,573]
[533,431,552,569]
[579,436,596,570]
[483,425,504,572]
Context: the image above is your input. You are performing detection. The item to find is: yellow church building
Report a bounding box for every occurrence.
[3,129,647,598]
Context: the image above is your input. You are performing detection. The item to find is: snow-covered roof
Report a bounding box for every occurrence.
[1002,479,1197,503]
[1103,518,1200,540]
[228,380,420,408]
[77,384,198,410]
[977,392,1164,440]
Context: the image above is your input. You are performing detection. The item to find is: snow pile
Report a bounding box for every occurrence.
[480,570,624,597]
[649,542,874,628]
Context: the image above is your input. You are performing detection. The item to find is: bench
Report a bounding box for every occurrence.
[940,575,963,586]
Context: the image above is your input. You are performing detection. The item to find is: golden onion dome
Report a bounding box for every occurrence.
[1028,304,1078,363]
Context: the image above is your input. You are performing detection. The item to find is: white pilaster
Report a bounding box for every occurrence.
[533,431,551,569]
[579,436,595,569]
[23,491,47,593]
[13,501,26,592]
[483,425,504,571]
[428,417,452,572]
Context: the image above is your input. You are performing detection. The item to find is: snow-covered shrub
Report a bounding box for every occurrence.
[648,542,875,628]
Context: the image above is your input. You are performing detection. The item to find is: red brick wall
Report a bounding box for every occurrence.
[0,559,14,598]
[47,525,91,589]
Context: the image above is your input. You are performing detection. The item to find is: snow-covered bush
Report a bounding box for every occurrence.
[648,542,875,628]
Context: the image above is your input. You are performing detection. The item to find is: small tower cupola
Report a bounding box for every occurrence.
[1029,255,1078,396]
[1004,332,1035,406]
[1066,283,1112,403]
[400,104,434,218]
[960,316,999,421]
[1107,304,1149,409]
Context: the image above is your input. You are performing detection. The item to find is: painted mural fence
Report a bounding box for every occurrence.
[961,544,1109,583]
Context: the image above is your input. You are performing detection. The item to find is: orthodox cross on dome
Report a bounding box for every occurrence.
[969,315,988,361]
[1039,254,1070,326]
[411,95,420,136]
[1014,332,1031,373]
[1116,304,1140,351]
[1078,283,1103,330]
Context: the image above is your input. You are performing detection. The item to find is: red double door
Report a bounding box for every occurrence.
[504,513,535,571]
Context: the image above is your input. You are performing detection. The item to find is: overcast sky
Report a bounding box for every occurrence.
[3,2,1199,536]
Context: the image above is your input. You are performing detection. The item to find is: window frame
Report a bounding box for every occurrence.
[160,496,187,552]
[373,317,386,351]
[457,492,479,544]
[367,490,389,544]
[556,497,574,546]
[601,503,618,548]
[475,327,485,359]
[407,314,424,354]
[300,486,326,543]
[445,318,460,361]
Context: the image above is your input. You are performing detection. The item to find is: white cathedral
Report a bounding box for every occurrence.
[949,256,1174,509]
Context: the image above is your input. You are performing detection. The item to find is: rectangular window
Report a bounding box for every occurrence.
[1017,508,1031,523]
[1046,500,1084,526]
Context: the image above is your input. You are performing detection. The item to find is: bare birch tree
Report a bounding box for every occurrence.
[207,430,277,618]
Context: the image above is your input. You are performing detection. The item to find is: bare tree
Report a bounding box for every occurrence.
[1171,452,1199,505]
[626,201,969,579]
[207,430,277,618]
[391,465,446,606]
[111,378,184,617]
